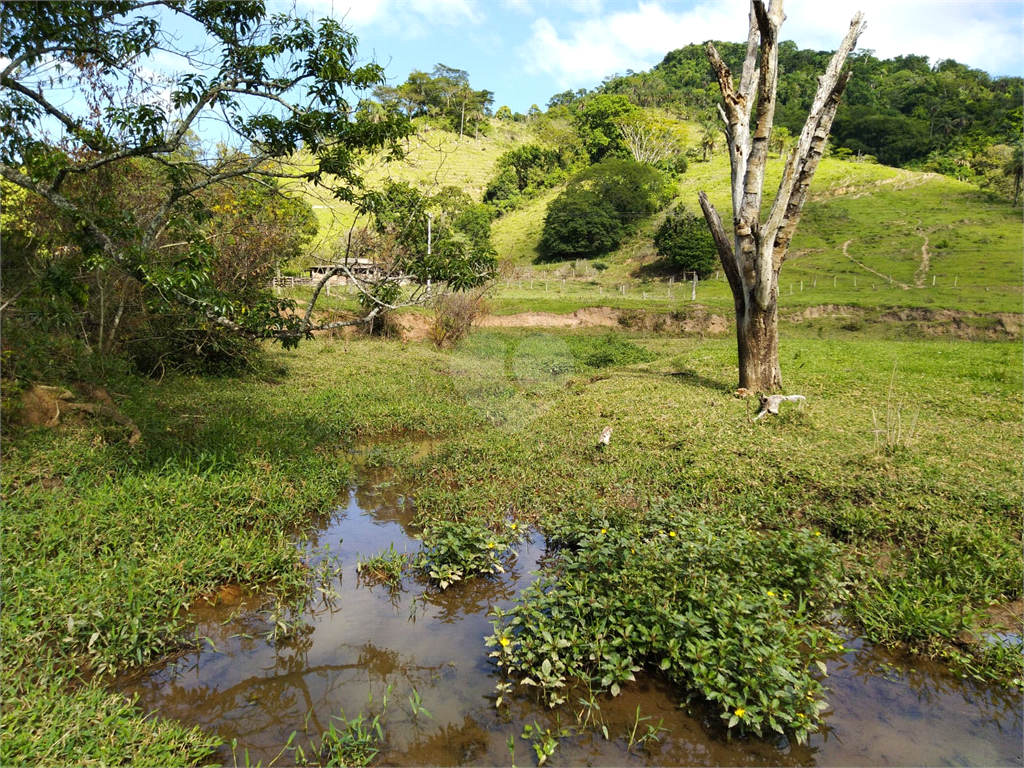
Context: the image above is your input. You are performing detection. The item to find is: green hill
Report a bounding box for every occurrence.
[487,149,1021,316]
[284,115,1021,318]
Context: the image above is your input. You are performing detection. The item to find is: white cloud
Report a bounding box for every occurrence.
[520,1,745,87]
[521,0,1022,90]
[784,0,1022,76]
[295,0,482,31]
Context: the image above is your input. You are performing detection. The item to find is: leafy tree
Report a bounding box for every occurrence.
[0,1,414,348]
[1006,141,1023,205]
[654,209,718,276]
[538,159,670,261]
[361,181,495,288]
[547,88,588,109]
[483,144,573,212]
[537,189,623,259]
[495,105,514,121]
[573,94,642,161]
[377,64,494,137]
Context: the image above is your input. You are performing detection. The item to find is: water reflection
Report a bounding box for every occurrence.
[117,441,1023,767]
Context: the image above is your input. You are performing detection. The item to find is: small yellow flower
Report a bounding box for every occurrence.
[734,708,745,718]
[511,523,518,530]
[630,548,636,554]
[500,637,510,648]
[767,591,775,597]
[600,528,607,534]
[797,713,806,719]
[669,531,677,538]
[487,542,496,550]
[814,531,821,536]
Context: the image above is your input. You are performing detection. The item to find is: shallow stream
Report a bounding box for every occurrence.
[118,443,1023,767]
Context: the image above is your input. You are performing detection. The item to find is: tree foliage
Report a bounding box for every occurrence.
[573,94,643,162]
[360,181,496,289]
[654,209,718,277]
[538,159,670,261]
[591,39,1022,189]
[1,2,503,363]
[374,64,494,136]
[483,144,581,213]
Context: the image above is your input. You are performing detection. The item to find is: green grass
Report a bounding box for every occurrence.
[408,328,1022,696]
[0,338,479,766]
[3,326,1021,763]
[487,151,1022,315]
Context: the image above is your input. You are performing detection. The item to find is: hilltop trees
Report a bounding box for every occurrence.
[374,64,494,137]
[697,0,865,391]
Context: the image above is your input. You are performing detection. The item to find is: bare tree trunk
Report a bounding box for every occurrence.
[736,288,782,390]
[698,0,865,392]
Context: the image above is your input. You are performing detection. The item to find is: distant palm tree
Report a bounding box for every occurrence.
[1005,142,1023,206]
[699,120,720,161]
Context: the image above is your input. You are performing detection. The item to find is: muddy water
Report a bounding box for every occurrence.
[118,447,1023,767]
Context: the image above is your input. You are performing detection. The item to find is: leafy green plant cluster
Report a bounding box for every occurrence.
[414,517,522,589]
[488,500,845,744]
[357,544,409,589]
[484,144,582,214]
[521,721,569,767]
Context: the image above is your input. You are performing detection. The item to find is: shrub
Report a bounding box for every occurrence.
[538,159,671,261]
[653,209,718,277]
[427,290,487,349]
[537,189,624,259]
[484,144,576,213]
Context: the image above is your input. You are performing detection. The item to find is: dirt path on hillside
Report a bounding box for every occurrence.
[842,239,911,290]
[811,169,940,202]
[913,219,931,288]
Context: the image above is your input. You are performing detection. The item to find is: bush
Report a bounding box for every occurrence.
[537,189,624,259]
[653,209,718,277]
[538,159,671,261]
[427,290,487,349]
[483,144,577,214]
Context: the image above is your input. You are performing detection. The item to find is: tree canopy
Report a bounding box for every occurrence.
[538,158,671,261]
[373,64,494,136]
[0,1,421,351]
[593,39,1022,183]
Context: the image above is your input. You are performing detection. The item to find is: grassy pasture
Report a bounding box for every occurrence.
[489,153,1023,315]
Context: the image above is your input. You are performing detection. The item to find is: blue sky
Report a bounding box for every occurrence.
[281,0,1023,113]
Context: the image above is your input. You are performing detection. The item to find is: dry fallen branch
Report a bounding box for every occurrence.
[753,394,806,422]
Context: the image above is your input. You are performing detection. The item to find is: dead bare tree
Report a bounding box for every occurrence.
[697,1,865,391]
[616,116,683,166]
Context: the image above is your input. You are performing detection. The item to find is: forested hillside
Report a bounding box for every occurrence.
[586,42,1022,192]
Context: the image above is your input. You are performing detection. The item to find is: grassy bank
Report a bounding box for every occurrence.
[406,327,1023,737]
[2,328,1021,763]
[0,340,477,766]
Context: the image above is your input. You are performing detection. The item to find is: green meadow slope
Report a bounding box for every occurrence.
[286,119,1022,317]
